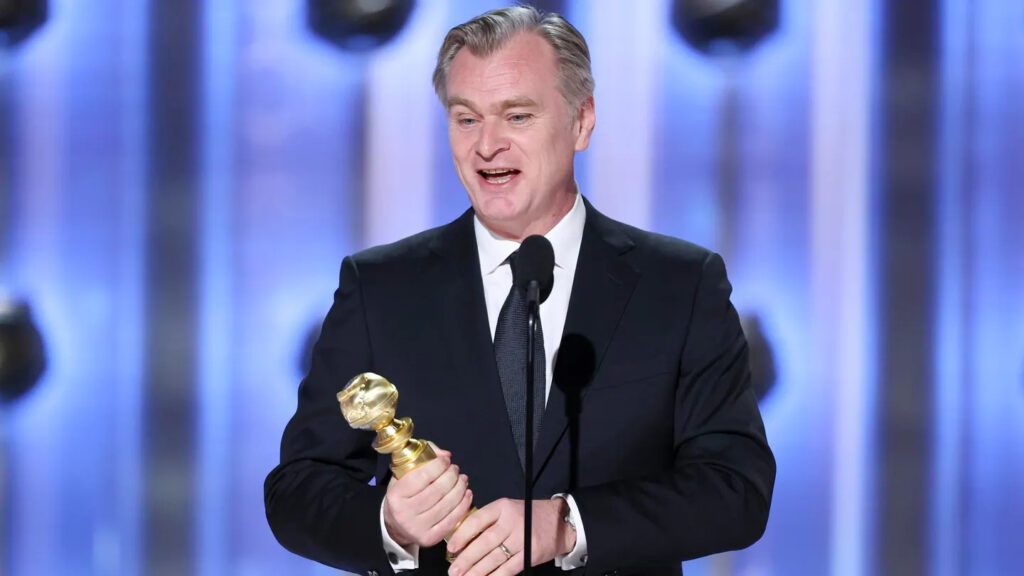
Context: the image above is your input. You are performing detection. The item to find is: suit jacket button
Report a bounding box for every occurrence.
[368,570,379,576]
[604,571,618,576]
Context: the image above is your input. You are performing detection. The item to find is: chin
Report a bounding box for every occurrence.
[478,213,525,233]
[473,196,521,221]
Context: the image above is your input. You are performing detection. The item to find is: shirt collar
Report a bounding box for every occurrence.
[474,191,587,276]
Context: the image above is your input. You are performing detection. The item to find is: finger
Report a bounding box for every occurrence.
[450,524,509,576]
[409,463,460,514]
[492,551,526,576]
[391,456,451,498]
[463,544,513,576]
[420,473,468,528]
[447,499,500,553]
[434,488,473,543]
[428,441,452,459]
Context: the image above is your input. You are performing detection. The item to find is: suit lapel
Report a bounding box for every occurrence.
[429,211,525,492]
[533,200,640,484]
[426,202,641,490]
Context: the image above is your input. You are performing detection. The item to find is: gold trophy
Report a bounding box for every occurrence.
[337,372,438,478]
[337,372,472,560]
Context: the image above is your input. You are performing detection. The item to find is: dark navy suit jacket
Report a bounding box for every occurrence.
[265,199,775,576]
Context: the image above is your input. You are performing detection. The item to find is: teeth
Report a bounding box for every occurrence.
[479,168,517,184]
[477,168,516,183]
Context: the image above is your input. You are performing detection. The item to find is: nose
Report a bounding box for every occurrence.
[476,120,509,160]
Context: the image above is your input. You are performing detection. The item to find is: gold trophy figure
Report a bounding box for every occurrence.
[337,372,437,478]
[337,372,472,561]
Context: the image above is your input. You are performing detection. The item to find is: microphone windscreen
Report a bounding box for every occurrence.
[515,235,555,303]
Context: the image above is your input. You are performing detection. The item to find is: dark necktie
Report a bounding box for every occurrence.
[494,251,546,469]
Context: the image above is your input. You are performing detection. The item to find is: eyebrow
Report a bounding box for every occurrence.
[446,96,539,113]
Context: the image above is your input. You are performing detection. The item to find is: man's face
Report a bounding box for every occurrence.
[445,32,595,240]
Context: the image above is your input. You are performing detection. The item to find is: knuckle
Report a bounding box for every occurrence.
[419,485,444,506]
[415,530,437,547]
[452,481,467,498]
[485,529,503,547]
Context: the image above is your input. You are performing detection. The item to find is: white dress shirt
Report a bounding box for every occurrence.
[382,192,590,571]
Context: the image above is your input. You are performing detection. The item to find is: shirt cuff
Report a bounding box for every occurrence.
[380,500,419,571]
[552,494,588,570]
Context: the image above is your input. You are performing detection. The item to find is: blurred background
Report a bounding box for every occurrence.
[0,0,1021,574]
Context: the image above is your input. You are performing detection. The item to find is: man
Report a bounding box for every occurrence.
[265,6,775,576]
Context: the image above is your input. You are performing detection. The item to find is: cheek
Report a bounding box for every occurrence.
[540,139,574,175]
[540,129,575,157]
[449,131,474,157]
[450,146,474,173]
[453,159,476,189]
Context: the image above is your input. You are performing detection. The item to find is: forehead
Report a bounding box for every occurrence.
[446,32,560,105]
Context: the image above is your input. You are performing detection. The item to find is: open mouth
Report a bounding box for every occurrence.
[477,168,521,185]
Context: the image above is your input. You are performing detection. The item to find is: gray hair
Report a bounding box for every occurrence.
[432,5,595,111]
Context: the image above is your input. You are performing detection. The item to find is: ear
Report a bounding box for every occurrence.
[573,96,596,152]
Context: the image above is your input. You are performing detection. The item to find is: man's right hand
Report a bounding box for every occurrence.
[383,446,473,548]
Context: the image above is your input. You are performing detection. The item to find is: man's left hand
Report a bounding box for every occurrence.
[446,497,575,576]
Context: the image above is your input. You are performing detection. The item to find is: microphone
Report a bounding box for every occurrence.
[513,235,555,304]
[512,234,553,576]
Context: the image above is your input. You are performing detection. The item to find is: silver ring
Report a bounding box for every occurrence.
[498,543,513,560]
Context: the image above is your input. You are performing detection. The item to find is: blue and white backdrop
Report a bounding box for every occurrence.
[0,0,1021,575]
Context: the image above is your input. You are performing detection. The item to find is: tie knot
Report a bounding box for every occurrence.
[506,250,520,279]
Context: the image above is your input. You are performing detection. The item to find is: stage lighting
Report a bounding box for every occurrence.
[0,297,46,404]
[672,2,782,403]
[0,0,46,48]
[672,0,779,55]
[307,0,415,52]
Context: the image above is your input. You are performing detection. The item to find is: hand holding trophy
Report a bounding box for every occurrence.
[337,372,473,560]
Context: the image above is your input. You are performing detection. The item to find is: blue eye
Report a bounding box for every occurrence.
[457,117,477,127]
[509,113,531,124]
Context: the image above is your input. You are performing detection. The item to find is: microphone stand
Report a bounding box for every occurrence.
[524,280,541,576]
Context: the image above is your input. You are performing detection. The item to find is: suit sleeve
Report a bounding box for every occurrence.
[264,256,395,575]
[570,252,776,574]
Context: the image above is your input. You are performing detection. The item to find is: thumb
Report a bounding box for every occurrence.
[428,441,451,459]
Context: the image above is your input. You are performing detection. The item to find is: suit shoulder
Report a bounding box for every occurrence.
[638,229,713,264]
[346,221,451,271]
[616,223,733,296]
[603,216,715,268]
